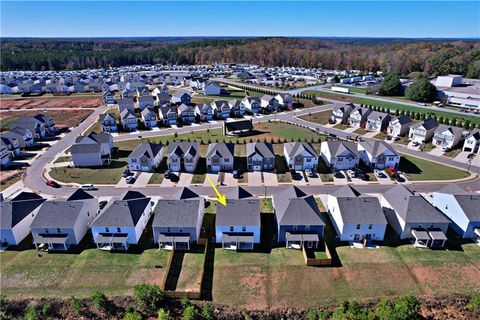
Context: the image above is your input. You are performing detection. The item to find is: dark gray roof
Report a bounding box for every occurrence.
[99,113,117,122]
[71,143,101,154]
[434,124,466,137]
[167,142,199,157]
[435,184,471,196]
[246,142,275,159]
[172,187,200,200]
[92,192,150,227]
[411,118,438,130]
[31,199,96,228]
[75,132,112,144]
[206,143,234,158]
[120,108,136,120]
[152,199,203,228]
[225,119,253,132]
[226,187,254,199]
[284,142,319,158]
[323,141,359,157]
[367,111,390,121]
[336,197,387,225]
[383,185,449,224]
[273,188,325,226]
[333,103,355,114]
[216,199,260,227]
[141,108,156,117]
[359,140,397,157]
[396,115,412,125]
[129,143,163,159]
[160,105,178,116]
[0,192,45,228]
[454,195,480,221]
[466,128,480,141]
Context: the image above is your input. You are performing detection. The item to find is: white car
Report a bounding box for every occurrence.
[373,169,384,178]
[80,184,95,190]
[346,170,356,178]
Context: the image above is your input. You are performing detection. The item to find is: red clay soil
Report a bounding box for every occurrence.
[0,109,94,131]
[0,97,101,110]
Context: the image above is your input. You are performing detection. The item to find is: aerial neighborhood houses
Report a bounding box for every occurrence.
[206,143,235,172]
[463,129,480,155]
[241,96,261,114]
[284,142,319,171]
[348,107,372,128]
[331,103,356,124]
[127,143,164,172]
[387,115,412,137]
[99,113,118,132]
[365,111,391,132]
[71,132,113,167]
[246,142,275,171]
[432,124,467,150]
[320,141,359,171]
[358,140,400,169]
[408,118,438,143]
[167,142,200,173]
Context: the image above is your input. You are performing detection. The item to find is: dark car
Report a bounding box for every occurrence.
[46,180,60,188]
[164,169,172,179]
[99,200,108,210]
[122,169,131,177]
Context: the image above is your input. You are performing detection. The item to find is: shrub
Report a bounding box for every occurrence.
[201,303,214,320]
[371,299,394,320]
[467,293,480,314]
[394,295,420,320]
[0,294,6,319]
[134,283,164,310]
[158,308,171,320]
[91,291,108,311]
[42,303,52,316]
[180,296,190,309]
[182,305,197,320]
[306,310,318,320]
[24,306,39,320]
[123,311,142,320]
[69,296,84,315]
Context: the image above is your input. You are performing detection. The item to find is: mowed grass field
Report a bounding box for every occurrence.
[398,154,470,181]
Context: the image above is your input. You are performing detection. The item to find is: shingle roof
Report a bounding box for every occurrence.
[383,185,449,224]
[120,108,136,120]
[216,199,260,227]
[67,189,94,201]
[466,128,480,141]
[273,188,324,226]
[411,118,438,130]
[246,142,275,159]
[284,142,318,158]
[152,199,203,228]
[336,197,387,225]
[225,119,253,132]
[331,185,362,198]
[435,184,471,196]
[31,199,96,228]
[226,187,254,199]
[454,195,480,221]
[206,143,234,158]
[99,113,117,123]
[129,143,163,159]
[323,141,359,157]
[92,192,150,227]
[0,192,45,228]
[71,143,101,154]
[359,140,397,157]
[172,187,200,200]
[168,142,199,158]
[434,124,466,137]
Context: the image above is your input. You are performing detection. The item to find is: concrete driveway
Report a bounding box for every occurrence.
[132,172,153,187]
[160,175,176,187]
[375,171,394,185]
[291,171,306,186]
[407,141,421,151]
[307,173,323,186]
[428,147,445,157]
[454,151,471,163]
[223,173,238,186]
[248,172,262,186]
[363,131,379,139]
[203,173,219,187]
[263,172,278,186]
[333,172,348,185]
[344,127,357,133]
[176,173,193,187]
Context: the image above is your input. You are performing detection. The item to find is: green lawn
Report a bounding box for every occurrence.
[334,123,350,130]
[398,154,470,181]
[419,143,436,152]
[443,148,463,158]
[303,90,480,127]
[0,171,23,191]
[298,110,332,125]
[191,174,206,184]
[353,128,368,135]
[54,156,71,164]
[0,248,170,298]
[148,172,164,184]
[175,247,206,292]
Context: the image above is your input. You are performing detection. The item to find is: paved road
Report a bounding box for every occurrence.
[22,106,107,196]
[215,78,480,119]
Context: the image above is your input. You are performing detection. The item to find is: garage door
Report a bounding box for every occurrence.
[294,165,303,171]
[211,166,220,172]
[141,166,150,172]
[253,165,262,171]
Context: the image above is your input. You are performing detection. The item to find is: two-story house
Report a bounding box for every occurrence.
[365,111,391,132]
[284,142,319,171]
[206,143,235,172]
[102,91,116,106]
[167,142,200,173]
[408,118,438,143]
[211,100,231,119]
[260,94,279,112]
[158,105,178,126]
[320,141,359,171]
[0,136,21,157]
[432,124,467,149]
[275,93,293,109]
[203,81,221,95]
[241,96,261,114]
[120,109,138,131]
[462,129,480,154]
[171,90,192,105]
[117,98,135,113]
[136,95,155,111]
[98,113,118,133]
[155,85,170,105]
[246,142,275,171]
[71,132,113,167]
[331,103,356,124]
[358,140,400,169]
[3,127,34,148]
[128,143,164,172]
[387,115,412,137]
[178,104,196,124]
[194,103,213,122]
[141,108,157,129]
[348,107,372,128]
[228,99,245,117]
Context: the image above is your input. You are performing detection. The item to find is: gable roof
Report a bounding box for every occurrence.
[99,113,117,123]
[206,143,234,158]
[273,187,324,226]
[331,185,362,198]
[226,187,254,199]
[67,189,94,201]
[31,199,95,228]
[466,128,480,141]
[216,199,260,227]
[129,142,163,159]
[383,185,449,224]
[152,199,203,228]
[120,108,136,120]
[323,141,359,157]
[172,187,200,200]
[333,103,355,114]
[359,140,397,157]
[92,191,150,227]
[411,118,438,130]
[167,142,199,158]
[0,192,46,229]
[434,124,466,137]
[246,142,275,159]
[435,184,471,196]
[336,197,387,225]
[284,142,318,158]
[454,194,480,221]
[225,119,253,132]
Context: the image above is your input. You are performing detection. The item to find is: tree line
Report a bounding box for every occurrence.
[1,38,479,79]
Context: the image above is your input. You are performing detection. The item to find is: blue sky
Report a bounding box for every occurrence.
[1,1,479,38]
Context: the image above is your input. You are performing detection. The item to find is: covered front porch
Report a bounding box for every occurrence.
[34,234,69,252]
[95,233,129,251]
[158,233,191,251]
[285,232,319,250]
[411,229,448,249]
[221,232,254,251]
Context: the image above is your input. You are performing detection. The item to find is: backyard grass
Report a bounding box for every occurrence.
[260,198,273,213]
[0,248,170,298]
[174,247,206,292]
[148,172,164,184]
[333,123,350,130]
[298,110,332,125]
[398,154,470,181]
[303,90,480,127]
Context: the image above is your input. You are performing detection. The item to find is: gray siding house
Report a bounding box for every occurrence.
[167,142,200,172]
[98,113,118,133]
[71,132,113,167]
[206,143,235,172]
[128,143,164,172]
[246,142,275,171]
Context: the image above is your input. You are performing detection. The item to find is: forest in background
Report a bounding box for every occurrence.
[1,37,479,78]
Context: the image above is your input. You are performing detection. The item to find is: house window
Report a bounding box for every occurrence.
[57,228,61,233]
[117,227,121,233]
[167,227,171,232]
[179,229,183,232]
[132,159,137,162]
[230,226,234,232]
[338,157,343,162]
[242,226,246,232]
[106,227,110,233]
[305,225,310,231]
[368,224,373,230]
[356,224,361,230]
[293,225,298,231]
[45,229,49,233]
[225,158,230,163]
[306,158,311,162]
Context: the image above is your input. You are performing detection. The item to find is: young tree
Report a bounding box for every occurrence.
[69,296,84,315]
[158,308,171,320]
[405,77,437,102]
[123,311,142,320]
[134,283,164,310]
[394,295,420,320]
[201,303,215,320]
[182,305,197,320]
[91,291,108,311]
[379,73,403,96]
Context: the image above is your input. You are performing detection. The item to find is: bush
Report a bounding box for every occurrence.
[201,303,215,320]
[158,308,171,320]
[42,303,52,316]
[69,296,84,315]
[306,310,318,320]
[467,293,480,314]
[0,294,6,319]
[91,291,108,311]
[134,283,164,310]
[24,306,39,320]
[379,73,403,96]
[394,295,420,320]
[180,296,190,309]
[405,77,437,102]
[124,311,142,320]
[371,299,394,319]
[182,305,197,320]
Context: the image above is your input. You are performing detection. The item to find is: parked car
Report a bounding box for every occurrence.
[374,169,385,178]
[385,135,392,141]
[442,146,451,152]
[305,169,314,177]
[346,170,356,179]
[45,180,60,188]
[233,170,242,179]
[164,169,172,179]
[334,171,344,178]
[467,153,476,159]
[125,176,135,184]
[80,184,95,190]
[99,200,108,210]
[412,141,421,147]
[392,136,400,141]
[122,169,131,177]
[386,167,396,176]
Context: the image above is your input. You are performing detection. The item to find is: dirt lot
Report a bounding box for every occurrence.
[0,109,94,131]
[0,96,101,110]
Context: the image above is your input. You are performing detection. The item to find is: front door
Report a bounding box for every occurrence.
[365,234,372,241]
[354,234,361,241]
[307,241,313,249]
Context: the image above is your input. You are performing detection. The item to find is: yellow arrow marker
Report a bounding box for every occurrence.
[205,175,227,207]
